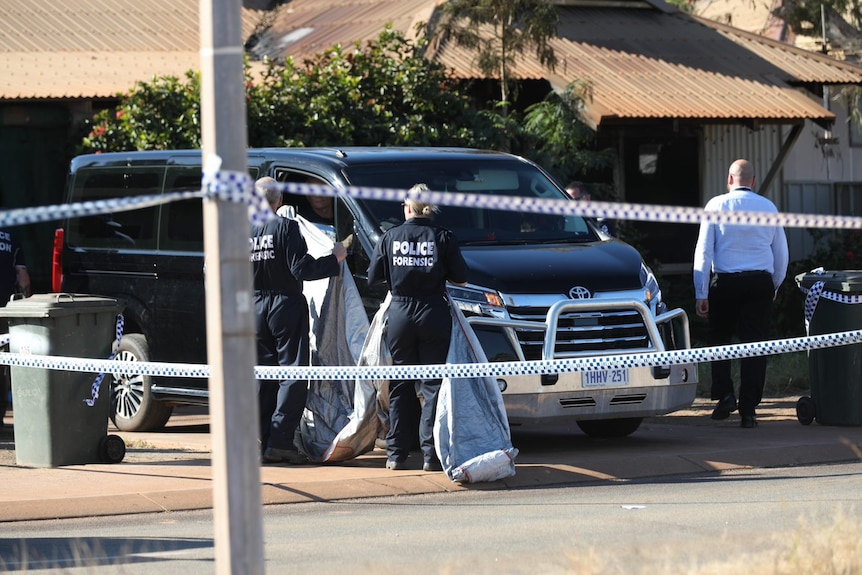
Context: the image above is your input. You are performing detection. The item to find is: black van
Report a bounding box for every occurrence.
[57,148,696,434]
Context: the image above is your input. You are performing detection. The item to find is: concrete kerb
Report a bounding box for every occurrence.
[2,397,862,522]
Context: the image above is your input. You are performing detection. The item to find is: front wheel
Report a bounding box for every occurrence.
[577,417,643,438]
[110,334,173,432]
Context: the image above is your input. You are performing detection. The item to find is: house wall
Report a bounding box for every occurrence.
[701,124,783,205]
[782,103,862,183]
[781,105,862,263]
[702,106,862,265]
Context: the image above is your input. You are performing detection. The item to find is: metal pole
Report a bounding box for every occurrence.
[199,1,265,574]
[821,4,832,181]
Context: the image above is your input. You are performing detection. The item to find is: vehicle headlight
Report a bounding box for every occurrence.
[447,284,507,318]
[639,263,662,305]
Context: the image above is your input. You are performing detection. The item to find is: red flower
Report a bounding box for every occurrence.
[115,110,125,120]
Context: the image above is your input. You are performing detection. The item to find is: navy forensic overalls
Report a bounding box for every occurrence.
[251,216,340,453]
[367,217,468,465]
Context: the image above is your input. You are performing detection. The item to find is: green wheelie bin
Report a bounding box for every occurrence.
[795,270,862,426]
[0,293,126,466]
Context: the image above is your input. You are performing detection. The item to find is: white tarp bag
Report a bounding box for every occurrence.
[360,291,518,483]
[280,210,379,462]
[434,299,518,483]
[355,293,392,444]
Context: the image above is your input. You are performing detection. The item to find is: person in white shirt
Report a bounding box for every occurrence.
[693,159,789,428]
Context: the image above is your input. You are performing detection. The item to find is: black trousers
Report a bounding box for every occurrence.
[707,272,775,416]
[255,292,310,453]
[385,296,451,464]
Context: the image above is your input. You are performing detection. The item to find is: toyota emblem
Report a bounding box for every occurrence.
[568,286,591,299]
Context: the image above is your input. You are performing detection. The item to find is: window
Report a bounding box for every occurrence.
[161,169,204,251]
[66,167,161,250]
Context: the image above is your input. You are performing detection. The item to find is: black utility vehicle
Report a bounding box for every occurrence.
[57,148,696,435]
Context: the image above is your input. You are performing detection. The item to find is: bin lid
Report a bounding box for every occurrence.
[795,270,862,294]
[0,293,125,319]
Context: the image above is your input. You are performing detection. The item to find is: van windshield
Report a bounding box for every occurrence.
[345,159,595,244]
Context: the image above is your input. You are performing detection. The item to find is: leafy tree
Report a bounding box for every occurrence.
[774,0,862,44]
[437,0,558,114]
[769,0,862,133]
[664,0,695,13]
[522,80,615,185]
[80,26,491,153]
[81,72,202,152]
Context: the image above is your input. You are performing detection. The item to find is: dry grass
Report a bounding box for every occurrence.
[558,509,862,575]
[120,438,155,449]
[696,350,811,398]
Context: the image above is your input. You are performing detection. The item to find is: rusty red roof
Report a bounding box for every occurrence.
[2,0,860,128]
[0,0,266,99]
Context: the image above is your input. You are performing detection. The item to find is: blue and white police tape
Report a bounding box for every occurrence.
[0,161,270,229]
[799,268,862,331]
[270,181,862,230]
[84,314,124,407]
[0,329,860,382]
[201,161,273,226]
[0,334,8,348]
[3,176,862,231]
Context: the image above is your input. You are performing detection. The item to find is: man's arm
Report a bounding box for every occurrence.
[692,222,714,298]
[692,220,715,319]
[771,226,789,293]
[15,266,30,297]
[366,236,387,286]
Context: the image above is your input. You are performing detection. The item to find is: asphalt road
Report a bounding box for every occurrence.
[1,461,860,574]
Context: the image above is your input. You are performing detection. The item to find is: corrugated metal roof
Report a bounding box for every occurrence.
[2,0,861,128]
[429,6,862,126]
[0,0,201,52]
[247,0,440,60]
[6,51,200,99]
[0,0,266,99]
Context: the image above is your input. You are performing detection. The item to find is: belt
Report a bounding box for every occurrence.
[715,270,769,278]
[391,294,446,302]
[254,289,301,296]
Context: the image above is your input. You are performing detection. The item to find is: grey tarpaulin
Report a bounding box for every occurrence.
[355,293,392,445]
[360,292,517,482]
[281,212,379,462]
[281,209,517,477]
[435,298,518,483]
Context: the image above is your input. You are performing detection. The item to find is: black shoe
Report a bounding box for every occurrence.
[740,415,758,428]
[423,460,443,472]
[262,447,309,465]
[711,394,737,420]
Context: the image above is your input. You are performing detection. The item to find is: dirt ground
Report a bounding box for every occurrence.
[0,413,210,467]
[0,396,803,468]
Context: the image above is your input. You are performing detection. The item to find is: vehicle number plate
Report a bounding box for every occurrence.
[582,368,630,387]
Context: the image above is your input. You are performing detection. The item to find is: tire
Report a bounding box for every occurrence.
[110,334,173,432]
[99,434,126,463]
[796,395,816,426]
[577,417,643,438]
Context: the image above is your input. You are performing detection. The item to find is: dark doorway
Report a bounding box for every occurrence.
[0,104,71,292]
[622,134,701,268]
